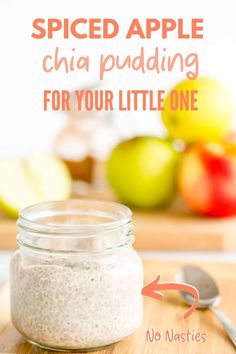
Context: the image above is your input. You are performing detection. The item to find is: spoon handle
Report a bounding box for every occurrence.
[210,307,236,347]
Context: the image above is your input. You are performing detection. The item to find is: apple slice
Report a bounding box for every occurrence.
[0,159,40,218]
[26,155,71,202]
[0,156,72,218]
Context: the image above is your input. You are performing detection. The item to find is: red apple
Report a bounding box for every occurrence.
[178,142,236,217]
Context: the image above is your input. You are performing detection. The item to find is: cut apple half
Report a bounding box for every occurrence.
[0,156,72,218]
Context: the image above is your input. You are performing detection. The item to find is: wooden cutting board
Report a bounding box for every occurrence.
[1,207,236,251]
[0,259,236,354]
[1,185,236,251]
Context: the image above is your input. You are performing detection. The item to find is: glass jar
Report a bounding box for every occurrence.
[10,200,143,352]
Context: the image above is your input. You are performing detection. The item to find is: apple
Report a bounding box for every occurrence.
[0,155,72,218]
[178,142,236,217]
[106,137,179,208]
[162,77,233,143]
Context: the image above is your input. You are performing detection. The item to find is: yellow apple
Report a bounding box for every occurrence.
[162,77,233,143]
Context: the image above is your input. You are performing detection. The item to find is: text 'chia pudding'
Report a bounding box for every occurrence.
[10,200,143,351]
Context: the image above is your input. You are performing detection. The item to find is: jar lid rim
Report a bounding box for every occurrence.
[17,199,132,236]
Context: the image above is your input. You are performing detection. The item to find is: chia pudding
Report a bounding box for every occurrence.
[10,200,143,351]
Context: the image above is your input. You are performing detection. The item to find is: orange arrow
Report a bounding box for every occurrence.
[141,275,199,319]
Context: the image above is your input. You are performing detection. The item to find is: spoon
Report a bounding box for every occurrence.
[176,265,236,347]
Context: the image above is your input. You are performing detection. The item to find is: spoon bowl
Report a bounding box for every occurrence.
[176,264,236,347]
[176,265,220,308]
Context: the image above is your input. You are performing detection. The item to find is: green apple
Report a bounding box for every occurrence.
[0,155,72,218]
[162,77,233,143]
[106,137,179,208]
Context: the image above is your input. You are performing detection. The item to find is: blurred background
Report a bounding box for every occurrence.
[0,0,236,156]
[0,0,236,262]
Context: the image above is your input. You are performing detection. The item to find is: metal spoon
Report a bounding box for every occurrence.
[176,265,236,347]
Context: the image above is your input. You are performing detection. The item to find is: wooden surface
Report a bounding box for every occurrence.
[1,186,236,251]
[1,208,236,251]
[0,259,236,354]
[133,210,236,251]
